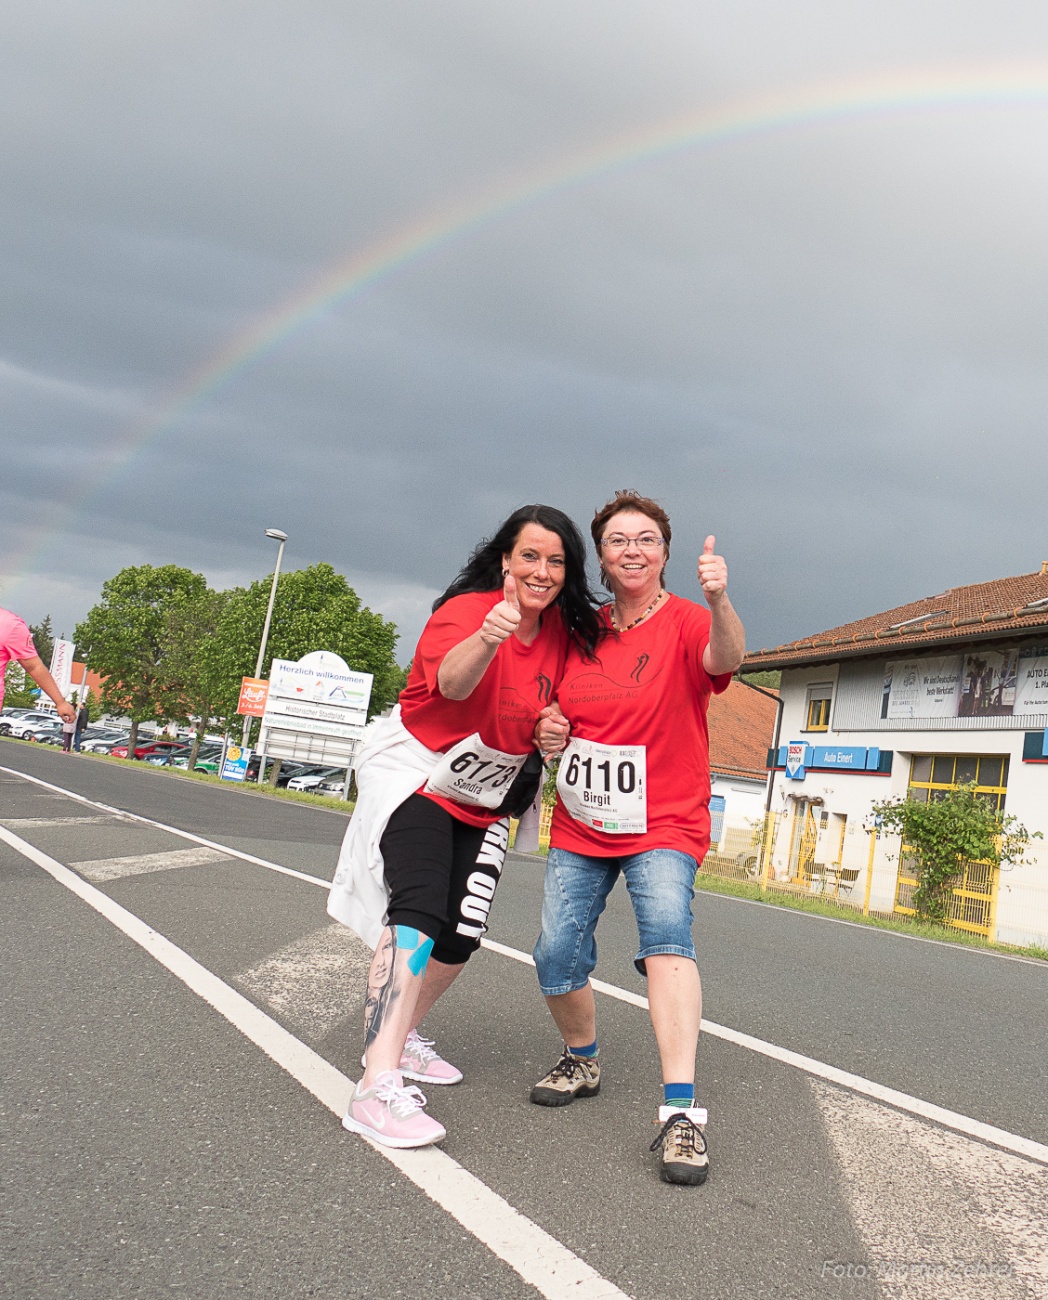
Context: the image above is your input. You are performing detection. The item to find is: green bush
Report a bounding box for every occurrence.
[871,783,1040,923]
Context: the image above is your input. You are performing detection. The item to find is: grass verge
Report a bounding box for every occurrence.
[0,736,355,816]
[695,870,1048,962]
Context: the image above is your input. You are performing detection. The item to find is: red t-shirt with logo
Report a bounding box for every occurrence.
[399,591,567,827]
[550,595,731,860]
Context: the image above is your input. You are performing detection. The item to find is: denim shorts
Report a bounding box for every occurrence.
[533,847,698,995]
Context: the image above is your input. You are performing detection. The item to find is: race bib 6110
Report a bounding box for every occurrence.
[556,737,647,834]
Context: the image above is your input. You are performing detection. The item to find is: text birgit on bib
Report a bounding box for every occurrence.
[556,737,647,834]
[424,733,530,809]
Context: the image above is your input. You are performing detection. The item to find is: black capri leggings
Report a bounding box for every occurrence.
[380,793,510,965]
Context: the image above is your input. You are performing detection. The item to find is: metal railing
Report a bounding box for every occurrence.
[894,851,998,938]
[517,804,1048,950]
[702,810,888,920]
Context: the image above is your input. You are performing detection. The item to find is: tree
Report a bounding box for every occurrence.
[75,565,207,757]
[159,588,232,768]
[740,669,781,689]
[199,564,402,738]
[386,660,410,703]
[3,661,36,709]
[871,783,1041,923]
[28,615,56,669]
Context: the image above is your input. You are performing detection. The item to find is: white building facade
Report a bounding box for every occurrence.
[745,570,1048,948]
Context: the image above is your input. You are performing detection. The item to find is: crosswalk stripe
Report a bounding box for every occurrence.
[235,924,371,1041]
[71,847,231,881]
[812,1078,1048,1294]
[1,816,117,827]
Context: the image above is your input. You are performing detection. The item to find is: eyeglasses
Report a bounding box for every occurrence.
[599,534,666,552]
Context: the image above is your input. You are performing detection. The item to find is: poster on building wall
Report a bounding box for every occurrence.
[957,648,1019,717]
[1012,645,1048,715]
[882,656,963,719]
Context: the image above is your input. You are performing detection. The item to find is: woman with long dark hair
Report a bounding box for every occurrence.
[329,504,599,1148]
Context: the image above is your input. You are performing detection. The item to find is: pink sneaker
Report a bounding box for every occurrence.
[361,1030,463,1086]
[401,1031,464,1085]
[342,1070,446,1148]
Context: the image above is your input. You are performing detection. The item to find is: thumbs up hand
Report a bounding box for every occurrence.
[480,573,523,646]
[697,535,728,604]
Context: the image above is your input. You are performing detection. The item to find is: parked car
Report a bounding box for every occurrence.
[80,731,131,753]
[0,706,34,719]
[1,711,60,738]
[315,776,349,797]
[25,721,65,744]
[286,766,346,792]
[79,725,121,743]
[169,743,224,772]
[271,761,328,788]
[145,744,195,766]
[244,755,284,782]
[110,738,189,761]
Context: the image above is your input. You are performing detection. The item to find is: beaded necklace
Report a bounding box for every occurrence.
[609,589,665,633]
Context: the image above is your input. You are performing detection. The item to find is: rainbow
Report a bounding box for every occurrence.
[9,62,1048,599]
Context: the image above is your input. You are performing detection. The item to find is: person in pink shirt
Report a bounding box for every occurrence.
[0,608,76,723]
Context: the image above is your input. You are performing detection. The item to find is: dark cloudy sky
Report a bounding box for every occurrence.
[3,2,1047,664]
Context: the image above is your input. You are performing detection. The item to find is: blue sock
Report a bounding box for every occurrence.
[663,1083,695,1109]
[568,1040,598,1058]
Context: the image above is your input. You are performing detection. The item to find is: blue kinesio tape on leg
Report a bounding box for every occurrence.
[395,925,434,977]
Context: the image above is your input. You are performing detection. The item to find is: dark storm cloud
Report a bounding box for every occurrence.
[3,1,1048,663]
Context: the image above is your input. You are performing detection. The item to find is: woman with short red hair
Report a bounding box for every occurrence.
[532,489,745,1186]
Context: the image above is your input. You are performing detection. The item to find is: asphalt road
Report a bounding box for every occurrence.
[2,739,1046,1300]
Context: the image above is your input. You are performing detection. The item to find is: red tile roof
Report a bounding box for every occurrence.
[70,662,105,698]
[708,679,779,780]
[744,569,1048,670]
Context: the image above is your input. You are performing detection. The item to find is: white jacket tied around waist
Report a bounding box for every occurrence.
[326,704,541,949]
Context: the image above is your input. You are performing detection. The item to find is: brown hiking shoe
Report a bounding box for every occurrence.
[650,1107,709,1185]
[529,1048,601,1107]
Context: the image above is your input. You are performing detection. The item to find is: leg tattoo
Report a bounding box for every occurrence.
[362,925,435,1052]
[363,927,398,1051]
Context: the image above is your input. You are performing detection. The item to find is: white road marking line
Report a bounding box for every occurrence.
[235,924,371,1041]
[0,822,628,1300]
[71,846,232,881]
[481,939,1048,1168]
[811,1079,1048,1298]
[0,815,118,827]
[5,763,1047,1169]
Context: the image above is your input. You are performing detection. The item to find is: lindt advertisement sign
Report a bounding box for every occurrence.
[237,677,270,717]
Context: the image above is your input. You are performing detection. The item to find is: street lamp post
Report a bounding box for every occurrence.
[242,528,287,749]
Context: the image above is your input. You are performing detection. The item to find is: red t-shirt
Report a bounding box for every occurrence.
[550,595,730,860]
[399,591,567,827]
